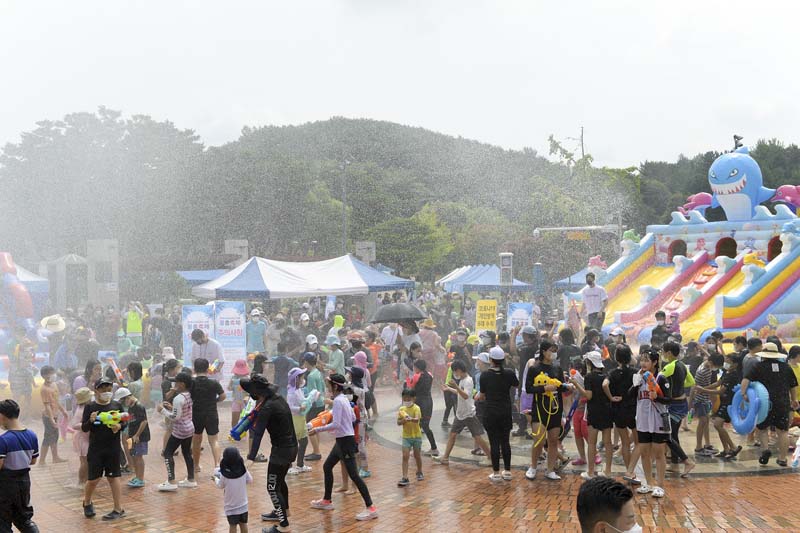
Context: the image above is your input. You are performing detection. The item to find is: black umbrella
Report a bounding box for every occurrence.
[369,303,426,324]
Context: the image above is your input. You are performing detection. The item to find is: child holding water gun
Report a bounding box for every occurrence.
[228,360,251,432]
[286,367,316,475]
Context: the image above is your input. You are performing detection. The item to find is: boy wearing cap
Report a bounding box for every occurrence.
[741,342,799,467]
[114,388,149,488]
[246,309,268,355]
[303,354,325,461]
[81,377,126,521]
[325,336,346,377]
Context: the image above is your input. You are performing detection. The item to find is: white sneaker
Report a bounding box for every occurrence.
[488,472,503,483]
[158,481,178,492]
[525,466,537,480]
[298,465,312,473]
[501,470,512,481]
[178,479,197,488]
[287,466,301,475]
[651,486,665,498]
[355,507,378,521]
[545,471,561,480]
[580,471,594,481]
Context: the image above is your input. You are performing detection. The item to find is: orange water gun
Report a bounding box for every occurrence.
[306,410,333,430]
[642,371,663,397]
[107,357,125,384]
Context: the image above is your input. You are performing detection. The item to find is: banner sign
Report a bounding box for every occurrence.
[213,301,246,365]
[475,299,497,334]
[507,302,533,344]
[182,304,214,365]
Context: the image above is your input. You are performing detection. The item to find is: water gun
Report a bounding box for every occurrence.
[534,372,562,398]
[209,359,221,374]
[569,368,584,387]
[229,400,263,441]
[94,410,130,427]
[107,357,125,384]
[642,371,663,397]
[306,410,333,430]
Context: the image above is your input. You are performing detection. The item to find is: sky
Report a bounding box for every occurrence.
[2,0,799,168]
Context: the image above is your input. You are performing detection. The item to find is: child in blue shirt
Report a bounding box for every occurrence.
[0,399,40,532]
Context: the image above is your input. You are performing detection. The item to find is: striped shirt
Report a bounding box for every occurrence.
[165,392,194,439]
[0,429,39,476]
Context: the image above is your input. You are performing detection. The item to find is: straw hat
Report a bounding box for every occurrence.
[758,342,784,359]
[39,314,66,333]
[74,387,93,405]
[421,318,436,329]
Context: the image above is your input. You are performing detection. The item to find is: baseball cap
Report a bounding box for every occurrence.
[489,346,506,360]
[610,327,624,336]
[114,387,132,401]
[302,352,318,364]
[305,334,318,346]
[300,313,310,321]
[94,377,114,389]
[521,325,537,335]
[250,309,261,316]
[472,352,490,364]
[583,351,604,368]
[302,302,310,309]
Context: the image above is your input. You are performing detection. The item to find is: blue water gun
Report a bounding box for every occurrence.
[229,400,262,441]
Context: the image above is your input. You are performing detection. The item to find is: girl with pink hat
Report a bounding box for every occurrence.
[228,360,251,431]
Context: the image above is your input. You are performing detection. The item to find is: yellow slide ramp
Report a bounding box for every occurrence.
[604,266,674,326]
[680,270,746,342]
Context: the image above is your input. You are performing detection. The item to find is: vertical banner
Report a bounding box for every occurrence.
[325,296,336,319]
[182,304,214,365]
[475,299,497,335]
[507,302,533,345]
[214,301,247,367]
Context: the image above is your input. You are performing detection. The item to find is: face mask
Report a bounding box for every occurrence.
[723,362,731,370]
[402,401,413,408]
[99,392,113,402]
[657,320,665,326]
[607,523,643,533]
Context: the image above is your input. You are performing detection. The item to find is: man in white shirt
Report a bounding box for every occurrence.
[432,359,490,464]
[190,329,224,380]
[580,273,607,330]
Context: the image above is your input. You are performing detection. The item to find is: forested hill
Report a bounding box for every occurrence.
[1,109,799,283]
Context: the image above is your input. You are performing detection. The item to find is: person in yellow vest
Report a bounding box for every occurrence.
[125,302,144,347]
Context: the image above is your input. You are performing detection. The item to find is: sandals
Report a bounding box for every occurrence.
[759,450,772,466]
[651,486,665,498]
[636,485,652,494]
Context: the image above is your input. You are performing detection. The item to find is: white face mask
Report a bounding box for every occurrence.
[402,401,413,408]
[723,362,731,370]
[657,320,665,326]
[99,392,113,402]
[608,524,643,533]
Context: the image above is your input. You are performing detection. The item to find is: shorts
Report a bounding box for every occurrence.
[692,400,712,418]
[757,408,790,432]
[87,446,122,480]
[587,411,613,431]
[131,441,149,456]
[450,416,485,437]
[530,406,563,431]
[193,411,220,436]
[226,512,248,525]
[306,405,324,422]
[41,415,59,447]
[713,405,731,423]
[402,437,423,450]
[611,407,636,430]
[573,409,588,440]
[637,431,669,444]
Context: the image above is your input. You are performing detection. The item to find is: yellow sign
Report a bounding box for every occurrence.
[475,299,497,334]
[566,231,591,241]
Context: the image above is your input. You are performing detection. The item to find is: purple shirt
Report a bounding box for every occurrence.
[315,393,354,438]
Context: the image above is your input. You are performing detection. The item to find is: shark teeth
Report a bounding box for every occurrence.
[711,175,747,195]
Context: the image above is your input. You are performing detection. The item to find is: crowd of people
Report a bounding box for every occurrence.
[1,275,800,531]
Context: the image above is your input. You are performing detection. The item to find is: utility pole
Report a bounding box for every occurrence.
[341,160,350,255]
[580,126,585,160]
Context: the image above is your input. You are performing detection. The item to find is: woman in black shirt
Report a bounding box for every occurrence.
[478,347,519,482]
[603,344,637,477]
[571,351,613,479]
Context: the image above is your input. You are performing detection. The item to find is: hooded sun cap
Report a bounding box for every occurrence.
[521,325,537,335]
[288,367,307,385]
[232,359,250,376]
[758,342,784,359]
[353,351,368,368]
[583,351,604,368]
[488,346,506,361]
[220,447,247,479]
[472,352,490,364]
[114,387,132,401]
[74,387,93,405]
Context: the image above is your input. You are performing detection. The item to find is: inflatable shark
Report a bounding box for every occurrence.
[708,146,774,221]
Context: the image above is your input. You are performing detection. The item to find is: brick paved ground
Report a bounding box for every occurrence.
[21,387,800,532]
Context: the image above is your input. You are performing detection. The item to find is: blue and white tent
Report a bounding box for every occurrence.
[177,269,230,287]
[553,267,589,291]
[192,255,414,299]
[435,265,533,294]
